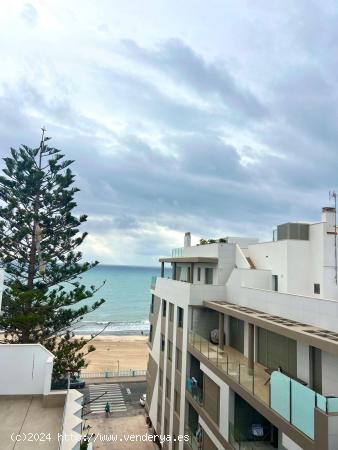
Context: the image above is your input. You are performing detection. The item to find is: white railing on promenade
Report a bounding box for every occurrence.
[81,369,146,379]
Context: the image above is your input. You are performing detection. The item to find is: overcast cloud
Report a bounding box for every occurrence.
[1,0,338,266]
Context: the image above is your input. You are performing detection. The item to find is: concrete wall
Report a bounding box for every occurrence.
[322,351,338,396]
[226,275,338,333]
[0,344,54,395]
[59,389,83,450]
[200,362,229,442]
[282,433,303,450]
[154,277,227,306]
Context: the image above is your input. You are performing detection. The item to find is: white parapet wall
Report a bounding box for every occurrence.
[0,344,54,395]
[59,389,83,450]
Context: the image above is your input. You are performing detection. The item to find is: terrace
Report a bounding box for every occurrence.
[188,332,269,405]
[188,331,338,444]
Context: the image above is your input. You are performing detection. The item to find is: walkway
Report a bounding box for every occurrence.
[89,384,127,414]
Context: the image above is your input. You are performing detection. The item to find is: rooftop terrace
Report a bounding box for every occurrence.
[1,395,63,450]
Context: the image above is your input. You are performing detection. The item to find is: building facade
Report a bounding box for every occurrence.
[146,207,338,450]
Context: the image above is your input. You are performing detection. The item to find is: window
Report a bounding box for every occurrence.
[166,378,171,399]
[177,307,184,327]
[162,299,167,317]
[149,324,153,343]
[197,267,201,281]
[167,340,173,361]
[169,302,174,322]
[205,268,213,284]
[159,369,163,387]
[314,283,320,294]
[161,334,165,352]
[272,275,278,292]
[176,348,182,372]
[150,294,154,313]
[174,389,180,413]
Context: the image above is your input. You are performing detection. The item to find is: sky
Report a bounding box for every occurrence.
[1,1,338,266]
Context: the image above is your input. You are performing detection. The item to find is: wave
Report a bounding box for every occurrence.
[73,320,150,335]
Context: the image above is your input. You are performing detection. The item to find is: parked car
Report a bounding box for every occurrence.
[51,377,85,390]
[140,393,147,406]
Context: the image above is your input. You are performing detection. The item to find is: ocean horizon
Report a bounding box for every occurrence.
[72,264,168,336]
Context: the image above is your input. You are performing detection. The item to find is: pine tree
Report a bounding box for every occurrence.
[0,129,105,379]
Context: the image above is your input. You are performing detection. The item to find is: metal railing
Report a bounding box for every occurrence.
[189,332,270,405]
[81,369,146,379]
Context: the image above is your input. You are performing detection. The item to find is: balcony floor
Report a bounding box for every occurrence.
[189,333,270,405]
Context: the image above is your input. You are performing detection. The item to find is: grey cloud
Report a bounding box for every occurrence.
[119,39,268,121]
[2,6,338,264]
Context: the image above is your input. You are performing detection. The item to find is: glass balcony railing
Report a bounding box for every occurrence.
[270,371,338,440]
[188,331,269,405]
[172,247,184,257]
[189,331,338,442]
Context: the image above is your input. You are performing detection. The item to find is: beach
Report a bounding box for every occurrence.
[81,335,149,373]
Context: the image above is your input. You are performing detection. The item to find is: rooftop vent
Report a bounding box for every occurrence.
[277,223,309,241]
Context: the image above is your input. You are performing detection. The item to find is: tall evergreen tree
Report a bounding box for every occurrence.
[0,129,105,379]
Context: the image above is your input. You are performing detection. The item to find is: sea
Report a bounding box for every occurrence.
[72,265,167,336]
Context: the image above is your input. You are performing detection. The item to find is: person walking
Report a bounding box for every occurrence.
[105,401,111,417]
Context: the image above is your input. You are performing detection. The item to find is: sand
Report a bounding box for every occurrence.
[0,333,149,374]
[80,335,149,373]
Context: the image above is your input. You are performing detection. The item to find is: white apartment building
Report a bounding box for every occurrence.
[146,206,338,450]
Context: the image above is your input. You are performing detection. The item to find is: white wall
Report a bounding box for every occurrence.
[248,241,288,292]
[235,245,250,269]
[154,277,227,307]
[199,417,223,450]
[59,389,83,450]
[282,434,303,450]
[226,273,338,333]
[0,344,54,395]
[148,297,161,427]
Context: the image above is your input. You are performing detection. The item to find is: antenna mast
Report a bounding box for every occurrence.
[329,191,337,285]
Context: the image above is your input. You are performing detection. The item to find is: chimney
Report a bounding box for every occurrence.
[322,207,336,228]
[184,232,191,248]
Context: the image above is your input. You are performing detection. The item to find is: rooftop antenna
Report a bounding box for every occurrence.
[329,191,337,284]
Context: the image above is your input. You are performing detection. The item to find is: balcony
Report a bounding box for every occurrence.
[189,332,338,443]
[151,277,226,305]
[188,332,269,405]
